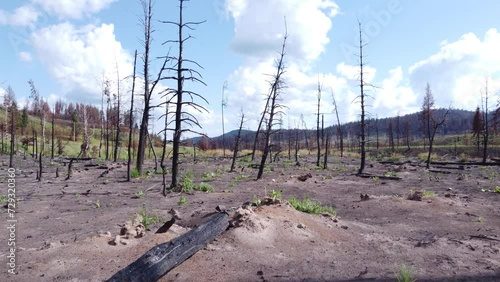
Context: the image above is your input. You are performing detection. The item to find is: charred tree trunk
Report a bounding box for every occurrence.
[230,113,245,172]
[9,103,16,168]
[51,111,55,159]
[128,50,138,182]
[357,21,367,175]
[107,212,228,282]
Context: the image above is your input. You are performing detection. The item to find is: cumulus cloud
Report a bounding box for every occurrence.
[31,22,133,103]
[227,0,339,62]
[31,0,118,20]
[221,0,344,133]
[18,51,33,62]
[409,28,500,110]
[0,5,39,27]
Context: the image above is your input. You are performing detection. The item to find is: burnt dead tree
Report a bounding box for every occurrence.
[230,112,245,172]
[481,79,491,164]
[221,81,227,157]
[29,80,46,181]
[331,90,344,158]
[161,0,208,193]
[316,78,322,167]
[357,21,367,174]
[113,59,122,162]
[127,50,138,182]
[420,83,450,169]
[136,0,168,175]
[257,22,288,180]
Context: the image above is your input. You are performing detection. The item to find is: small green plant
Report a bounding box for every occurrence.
[133,190,145,199]
[93,200,101,209]
[269,189,282,201]
[384,171,398,177]
[178,196,188,206]
[131,168,140,179]
[138,205,162,229]
[0,195,7,203]
[422,191,437,197]
[180,171,195,192]
[201,172,214,182]
[494,186,500,193]
[372,176,379,182]
[477,216,483,223]
[195,182,213,193]
[75,193,81,198]
[322,174,333,180]
[252,195,262,206]
[396,264,416,282]
[288,196,336,216]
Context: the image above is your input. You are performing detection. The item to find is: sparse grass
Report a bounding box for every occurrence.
[130,168,140,179]
[395,264,416,282]
[322,174,333,180]
[133,190,145,199]
[384,171,398,177]
[180,170,195,192]
[75,193,81,198]
[252,195,262,206]
[0,195,7,203]
[477,216,483,223]
[418,152,439,162]
[195,182,213,193]
[372,176,379,182]
[288,196,336,216]
[268,189,282,201]
[422,191,437,197]
[494,186,500,193]
[93,200,101,209]
[138,205,162,229]
[178,196,188,206]
[201,172,214,182]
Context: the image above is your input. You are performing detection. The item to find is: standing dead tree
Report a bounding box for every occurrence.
[472,106,483,155]
[28,80,46,181]
[316,77,322,167]
[161,0,208,192]
[419,83,450,169]
[257,21,288,180]
[221,81,228,157]
[331,90,343,158]
[113,59,122,162]
[356,20,368,174]
[136,0,168,175]
[481,79,491,164]
[127,50,138,182]
[230,112,245,172]
[4,87,17,167]
[77,105,95,158]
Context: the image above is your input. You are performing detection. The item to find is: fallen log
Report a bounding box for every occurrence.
[107,212,229,282]
[356,173,402,180]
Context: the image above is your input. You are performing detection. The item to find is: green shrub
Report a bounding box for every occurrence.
[133,190,145,199]
[289,196,336,216]
[395,265,416,282]
[178,196,188,206]
[138,206,162,229]
[180,171,195,192]
[131,168,140,179]
[195,182,213,193]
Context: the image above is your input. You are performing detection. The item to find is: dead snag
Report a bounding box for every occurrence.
[107,212,228,282]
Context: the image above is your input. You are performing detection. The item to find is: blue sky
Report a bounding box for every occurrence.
[1,0,499,137]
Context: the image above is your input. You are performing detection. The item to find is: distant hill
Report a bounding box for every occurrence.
[188,108,499,150]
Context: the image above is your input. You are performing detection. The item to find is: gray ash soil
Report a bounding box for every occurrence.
[0,154,499,281]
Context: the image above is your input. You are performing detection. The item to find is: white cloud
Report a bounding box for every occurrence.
[226,0,339,62]
[0,5,39,27]
[372,67,418,116]
[31,0,117,19]
[409,28,500,110]
[31,22,133,103]
[18,51,33,62]
[220,0,345,134]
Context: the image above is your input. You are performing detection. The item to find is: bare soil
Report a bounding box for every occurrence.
[1,153,500,281]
